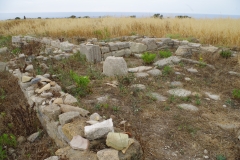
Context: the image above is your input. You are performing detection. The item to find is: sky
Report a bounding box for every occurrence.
[0,0,240,15]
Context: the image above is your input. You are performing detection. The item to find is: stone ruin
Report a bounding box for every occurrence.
[1,34,239,160]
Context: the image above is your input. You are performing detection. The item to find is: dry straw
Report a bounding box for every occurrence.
[0,17,240,47]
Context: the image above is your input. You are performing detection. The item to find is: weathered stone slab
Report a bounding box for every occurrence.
[80,44,101,63]
[130,42,147,53]
[43,104,61,121]
[97,149,119,160]
[0,62,7,72]
[142,38,157,50]
[84,118,114,140]
[101,47,110,54]
[175,45,192,56]
[59,111,80,125]
[178,104,199,111]
[168,89,191,97]
[60,104,89,117]
[128,66,152,73]
[154,56,181,67]
[103,56,128,76]
[108,42,118,51]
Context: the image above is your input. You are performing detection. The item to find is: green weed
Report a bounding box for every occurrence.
[232,89,240,99]
[0,89,6,100]
[159,50,172,58]
[162,65,172,75]
[216,155,227,160]
[0,133,17,147]
[141,52,156,64]
[12,48,21,55]
[0,146,7,160]
[70,70,90,97]
[169,95,175,103]
[220,50,231,59]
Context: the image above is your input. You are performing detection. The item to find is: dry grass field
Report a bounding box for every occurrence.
[0,17,240,47]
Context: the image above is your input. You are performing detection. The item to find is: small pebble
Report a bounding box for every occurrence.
[185,77,191,81]
[204,149,208,154]
[203,155,209,159]
[223,105,227,108]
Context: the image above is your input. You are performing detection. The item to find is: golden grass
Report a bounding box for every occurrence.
[0,17,240,47]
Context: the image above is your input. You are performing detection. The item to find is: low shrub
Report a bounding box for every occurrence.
[141,52,156,64]
[162,65,172,75]
[159,50,172,58]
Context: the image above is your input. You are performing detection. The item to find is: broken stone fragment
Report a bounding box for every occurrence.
[90,113,102,121]
[41,92,53,98]
[97,149,119,160]
[69,135,89,150]
[64,94,78,104]
[84,118,114,140]
[50,81,56,86]
[122,138,135,154]
[38,83,51,93]
[60,104,89,117]
[30,77,41,84]
[53,98,63,104]
[59,111,80,125]
[27,131,40,142]
[106,132,129,150]
[36,75,51,82]
[21,76,33,83]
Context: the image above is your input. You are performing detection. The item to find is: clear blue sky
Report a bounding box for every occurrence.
[0,0,239,15]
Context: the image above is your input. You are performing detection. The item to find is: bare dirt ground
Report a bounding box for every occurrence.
[1,38,240,160]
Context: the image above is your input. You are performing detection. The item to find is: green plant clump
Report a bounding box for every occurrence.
[232,89,240,99]
[0,133,17,160]
[220,50,231,59]
[159,50,172,58]
[216,155,227,160]
[141,52,156,64]
[162,65,172,75]
[70,70,90,97]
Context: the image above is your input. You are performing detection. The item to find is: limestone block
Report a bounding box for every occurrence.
[80,44,101,63]
[59,111,80,125]
[43,104,61,121]
[84,118,114,140]
[60,104,89,117]
[103,56,128,76]
[60,42,74,51]
[130,42,147,53]
[175,45,192,56]
[100,47,110,54]
[108,42,118,51]
[12,36,21,43]
[142,38,157,50]
[0,47,8,54]
[113,50,125,57]
[0,62,7,72]
[154,56,181,67]
[117,42,130,50]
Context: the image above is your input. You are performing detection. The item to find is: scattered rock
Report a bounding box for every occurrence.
[69,135,89,150]
[44,156,59,160]
[27,131,40,142]
[21,76,33,83]
[90,113,102,121]
[200,45,218,53]
[0,62,7,72]
[178,104,199,111]
[128,66,152,73]
[175,45,192,56]
[147,69,162,76]
[36,75,51,82]
[154,56,181,67]
[84,118,114,140]
[31,77,41,84]
[134,72,149,78]
[97,149,119,160]
[205,92,220,100]
[43,104,61,121]
[103,56,128,76]
[131,84,146,90]
[25,65,34,72]
[41,92,53,98]
[148,92,167,101]
[106,132,129,150]
[130,42,147,53]
[60,104,89,117]
[228,71,240,77]
[170,81,183,87]
[142,38,157,50]
[38,83,51,93]
[64,94,78,104]
[0,47,8,54]
[185,77,191,81]
[59,111,80,125]
[187,67,198,73]
[168,89,191,97]
[55,146,97,160]
[86,120,99,125]
[17,136,26,144]
[204,149,208,154]
[118,139,143,160]
[53,98,63,104]
[61,118,86,141]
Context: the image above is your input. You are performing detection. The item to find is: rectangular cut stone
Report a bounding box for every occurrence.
[60,42,74,51]
[108,42,118,51]
[80,44,101,63]
[103,52,113,60]
[51,40,60,48]
[100,47,110,54]
[12,36,21,43]
[117,42,129,49]
[112,50,125,57]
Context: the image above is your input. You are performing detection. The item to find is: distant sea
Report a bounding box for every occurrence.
[0,12,240,20]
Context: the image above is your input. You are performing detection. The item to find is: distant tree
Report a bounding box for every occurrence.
[38,17,41,19]
[153,13,163,19]
[176,15,191,19]
[83,16,90,18]
[130,15,136,18]
[78,17,81,18]
[70,15,76,18]
[15,17,20,20]
[24,16,26,19]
